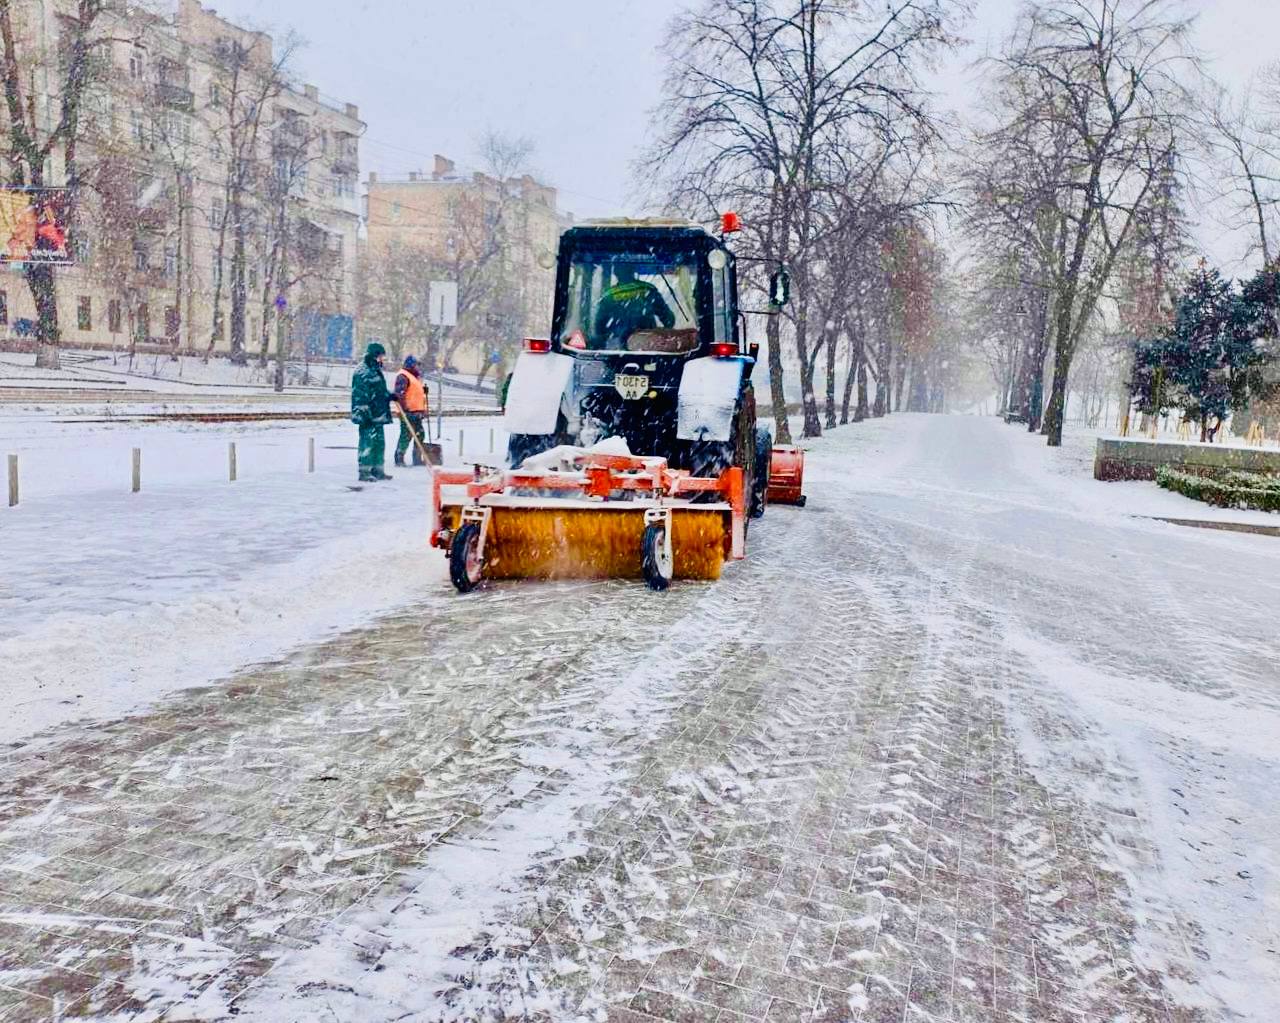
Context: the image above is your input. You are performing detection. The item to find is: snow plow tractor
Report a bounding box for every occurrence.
[431,215,802,592]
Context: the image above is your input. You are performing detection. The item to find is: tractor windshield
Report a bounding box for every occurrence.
[560,251,699,353]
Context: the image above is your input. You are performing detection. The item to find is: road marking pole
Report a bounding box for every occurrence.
[131,448,141,493]
[7,454,16,507]
[308,437,315,473]
[489,428,494,453]
[229,442,237,482]
[458,429,464,458]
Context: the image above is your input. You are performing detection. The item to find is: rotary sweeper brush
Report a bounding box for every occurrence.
[431,446,745,591]
[430,213,805,593]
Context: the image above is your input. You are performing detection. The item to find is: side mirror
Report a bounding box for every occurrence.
[769,267,791,308]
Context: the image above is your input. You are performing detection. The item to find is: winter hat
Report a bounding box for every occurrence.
[403,354,419,370]
[364,341,386,362]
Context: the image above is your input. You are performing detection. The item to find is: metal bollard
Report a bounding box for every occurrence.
[131,448,141,493]
[308,437,315,473]
[7,454,16,507]
[458,430,464,458]
[229,442,237,482]
[489,427,495,453]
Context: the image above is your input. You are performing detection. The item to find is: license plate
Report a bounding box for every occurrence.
[614,373,649,400]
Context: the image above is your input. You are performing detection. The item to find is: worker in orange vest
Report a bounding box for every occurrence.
[391,354,428,466]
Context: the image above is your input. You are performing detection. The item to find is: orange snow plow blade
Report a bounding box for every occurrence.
[430,452,745,592]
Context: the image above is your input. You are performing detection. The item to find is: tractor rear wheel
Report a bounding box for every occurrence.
[641,523,673,590]
[449,523,484,593]
[751,425,771,518]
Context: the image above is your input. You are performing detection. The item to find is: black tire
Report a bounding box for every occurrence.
[449,522,484,593]
[641,523,672,591]
[751,425,771,519]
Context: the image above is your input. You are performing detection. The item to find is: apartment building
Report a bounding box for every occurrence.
[2,0,362,360]
[364,155,572,375]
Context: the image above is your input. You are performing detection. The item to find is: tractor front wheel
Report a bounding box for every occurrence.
[641,523,673,591]
[449,523,484,593]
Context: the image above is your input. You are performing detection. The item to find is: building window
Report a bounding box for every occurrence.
[209,82,222,108]
[165,306,179,340]
[136,303,150,342]
[129,46,145,79]
[163,247,177,279]
[108,299,121,333]
[210,197,223,230]
[0,290,8,326]
[130,109,145,146]
[134,248,149,272]
[77,296,91,331]
[213,309,224,340]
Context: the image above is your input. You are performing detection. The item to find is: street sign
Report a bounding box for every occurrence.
[428,281,457,327]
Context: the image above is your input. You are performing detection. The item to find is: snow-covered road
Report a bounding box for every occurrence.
[1,414,1276,1022]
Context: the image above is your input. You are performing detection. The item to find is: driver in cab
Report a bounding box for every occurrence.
[593,264,675,348]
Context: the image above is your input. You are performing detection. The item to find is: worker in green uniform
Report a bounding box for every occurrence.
[593,264,675,348]
[350,341,394,483]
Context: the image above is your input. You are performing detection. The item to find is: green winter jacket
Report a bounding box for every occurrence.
[351,348,392,427]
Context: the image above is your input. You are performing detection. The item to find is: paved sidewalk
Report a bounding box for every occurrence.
[1,415,1265,1022]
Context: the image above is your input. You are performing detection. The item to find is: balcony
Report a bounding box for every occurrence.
[155,81,194,111]
[332,150,358,176]
[273,119,309,155]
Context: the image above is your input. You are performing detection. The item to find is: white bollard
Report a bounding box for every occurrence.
[7,454,16,507]
[308,437,315,473]
[229,442,237,482]
[131,448,141,493]
[458,429,464,458]
[489,427,495,453]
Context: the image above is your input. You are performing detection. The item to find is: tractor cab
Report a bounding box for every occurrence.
[506,219,757,477]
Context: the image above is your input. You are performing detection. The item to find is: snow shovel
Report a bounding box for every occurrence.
[394,403,442,466]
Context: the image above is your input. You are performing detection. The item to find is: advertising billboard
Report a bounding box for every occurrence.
[0,188,71,265]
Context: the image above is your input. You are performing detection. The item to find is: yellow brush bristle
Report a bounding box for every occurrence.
[462,506,727,581]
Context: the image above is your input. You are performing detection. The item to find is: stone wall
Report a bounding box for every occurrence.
[1094,437,1280,481]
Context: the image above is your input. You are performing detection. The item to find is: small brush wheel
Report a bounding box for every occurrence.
[642,523,673,591]
[450,523,484,593]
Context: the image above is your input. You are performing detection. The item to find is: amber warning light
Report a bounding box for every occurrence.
[720,211,741,235]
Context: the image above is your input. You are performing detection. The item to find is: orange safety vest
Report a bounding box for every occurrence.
[395,369,427,413]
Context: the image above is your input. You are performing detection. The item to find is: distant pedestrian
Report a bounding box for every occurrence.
[392,354,428,467]
[350,341,393,483]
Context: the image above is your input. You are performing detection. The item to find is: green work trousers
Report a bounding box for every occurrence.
[357,424,385,478]
[395,412,425,465]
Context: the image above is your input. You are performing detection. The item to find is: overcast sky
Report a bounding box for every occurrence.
[210,0,1272,260]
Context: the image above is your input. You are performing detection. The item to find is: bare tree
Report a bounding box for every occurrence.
[982,0,1195,446]
[644,0,964,441]
[0,0,119,368]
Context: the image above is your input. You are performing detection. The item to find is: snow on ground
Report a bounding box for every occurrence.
[0,415,507,745]
[0,411,1277,1023]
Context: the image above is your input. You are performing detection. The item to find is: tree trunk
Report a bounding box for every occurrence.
[796,327,822,438]
[856,357,869,421]
[1042,337,1073,446]
[873,335,890,416]
[840,336,859,424]
[28,263,60,369]
[824,323,838,429]
[766,311,791,444]
[893,354,907,412]
[230,212,248,364]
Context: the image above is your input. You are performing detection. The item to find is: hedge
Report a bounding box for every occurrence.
[1155,466,1280,512]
